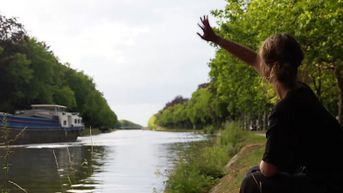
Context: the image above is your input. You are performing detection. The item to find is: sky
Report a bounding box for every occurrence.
[0,0,226,126]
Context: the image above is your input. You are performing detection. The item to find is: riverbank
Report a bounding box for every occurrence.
[149,126,202,133]
[209,143,265,193]
[79,127,115,136]
[164,123,265,193]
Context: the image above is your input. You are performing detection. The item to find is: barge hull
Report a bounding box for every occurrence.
[0,127,82,145]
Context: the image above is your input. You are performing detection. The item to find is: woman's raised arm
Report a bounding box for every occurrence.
[197,15,261,74]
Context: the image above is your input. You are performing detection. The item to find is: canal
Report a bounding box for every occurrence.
[0,130,206,193]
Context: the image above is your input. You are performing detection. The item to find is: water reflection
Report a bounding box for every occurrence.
[0,130,206,193]
[0,146,106,193]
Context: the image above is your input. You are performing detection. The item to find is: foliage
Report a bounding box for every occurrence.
[118,119,142,129]
[147,115,157,129]
[217,122,246,155]
[0,15,27,43]
[0,14,118,128]
[153,85,219,130]
[162,95,189,110]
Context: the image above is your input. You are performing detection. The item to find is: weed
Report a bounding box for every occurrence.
[0,113,27,193]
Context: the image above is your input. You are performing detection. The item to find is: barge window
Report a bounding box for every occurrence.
[63,120,67,125]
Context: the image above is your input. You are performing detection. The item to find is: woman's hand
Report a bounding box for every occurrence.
[197,15,218,43]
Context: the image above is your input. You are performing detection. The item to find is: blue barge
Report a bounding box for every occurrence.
[0,104,84,145]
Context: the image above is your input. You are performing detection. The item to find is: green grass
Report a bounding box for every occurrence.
[164,122,257,193]
[209,144,265,193]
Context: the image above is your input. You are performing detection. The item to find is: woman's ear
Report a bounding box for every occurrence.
[268,64,277,81]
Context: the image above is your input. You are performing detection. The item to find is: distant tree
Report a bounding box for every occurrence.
[163,95,189,110]
[119,120,142,129]
[148,115,157,129]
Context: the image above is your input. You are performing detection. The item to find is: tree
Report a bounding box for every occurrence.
[0,15,27,44]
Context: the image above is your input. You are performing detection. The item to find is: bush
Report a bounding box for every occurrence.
[203,125,217,134]
[218,122,247,156]
[166,162,215,193]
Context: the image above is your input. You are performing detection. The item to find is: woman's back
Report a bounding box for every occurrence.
[269,82,343,176]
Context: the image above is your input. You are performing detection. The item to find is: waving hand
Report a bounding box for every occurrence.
[197,16,218,42]
[197,15,218,42]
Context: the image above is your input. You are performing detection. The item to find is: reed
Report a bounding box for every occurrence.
[7,181,27,193]
[0,113,10,193]
[0,113,27,193]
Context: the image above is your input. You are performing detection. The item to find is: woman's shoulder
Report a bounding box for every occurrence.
[295,81,314,93]
[272,82,316,114]
[285,82,317,102]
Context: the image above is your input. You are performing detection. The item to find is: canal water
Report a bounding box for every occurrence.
[0,130,206,193]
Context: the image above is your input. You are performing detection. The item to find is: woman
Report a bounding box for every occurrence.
[197,15,343,193]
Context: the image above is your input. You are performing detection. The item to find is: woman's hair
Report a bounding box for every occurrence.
[259,33,304,88]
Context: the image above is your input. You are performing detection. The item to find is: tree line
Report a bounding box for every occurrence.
[0,15,118,128]
[150,0,343,130]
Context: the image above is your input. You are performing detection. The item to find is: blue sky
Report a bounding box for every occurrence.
[1,0,226,126]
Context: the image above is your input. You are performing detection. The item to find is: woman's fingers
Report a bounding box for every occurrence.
[200,15,210,25]
[196,32,205,40]
[198,23,204,30]
[200,16,210,28]
[205,16,210,26]
[200,16,206,25]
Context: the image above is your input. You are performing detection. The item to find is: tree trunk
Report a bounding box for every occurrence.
[335,63,343,125]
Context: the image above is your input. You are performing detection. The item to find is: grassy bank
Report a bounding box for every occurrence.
[164,123,265,193]
[209,143,265,193]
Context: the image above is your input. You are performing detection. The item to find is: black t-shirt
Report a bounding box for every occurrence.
[262,82,343,178]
